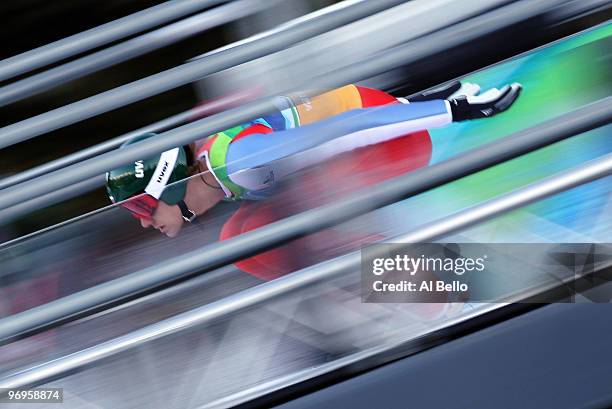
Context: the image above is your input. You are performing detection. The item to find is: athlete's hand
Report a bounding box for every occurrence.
[448,82,522,121]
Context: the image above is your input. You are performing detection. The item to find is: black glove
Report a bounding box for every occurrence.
[448,83,522,121]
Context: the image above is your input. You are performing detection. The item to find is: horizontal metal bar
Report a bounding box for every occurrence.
[0,97,608,344]
[0,0,491,196]
[0,89,255,191]
[0,0,567,213]
[194,0,373,58]
[0,0,229,83]
[0,0,409,150]
[0,3,393,192]
[2,153,610,390]
[0,176,104,225]
[0,0,386,191]
[0,110,195,191]
[0,0,276,107]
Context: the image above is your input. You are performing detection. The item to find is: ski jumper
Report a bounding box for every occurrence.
[195,85,450,280]
[195,85,450,201]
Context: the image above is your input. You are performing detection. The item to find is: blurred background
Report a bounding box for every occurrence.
[0,0,341,237]
[0,0,608,238]
[0,1,610,408]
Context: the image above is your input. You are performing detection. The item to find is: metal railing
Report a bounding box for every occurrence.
[0,0,392,191]
[0,97,609,344]
[0,0,412,149]
[0,0,569,215]
[0,0,230,82]
[0,90,255,192]
[0,0,609,393]
[0,0,280,107]
[2,152,610,390]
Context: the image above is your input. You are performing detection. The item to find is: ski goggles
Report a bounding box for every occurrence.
[121,194,159,221]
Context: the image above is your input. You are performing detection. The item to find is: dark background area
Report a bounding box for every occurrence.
[0,0,335,237]
[1,0,223,173]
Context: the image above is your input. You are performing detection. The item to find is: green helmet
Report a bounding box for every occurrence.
[105,133,189,205]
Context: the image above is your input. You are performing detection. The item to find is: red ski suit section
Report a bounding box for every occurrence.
[220,87,432,281]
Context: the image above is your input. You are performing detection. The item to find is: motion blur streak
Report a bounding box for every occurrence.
[0,0,575,215]
[2,153,611,395]
[0,0,281,107]
[204,0,510,98]
[0,89,261,217]
[0,3,609,408]
[0,0,230,82]
[0,94,608,345]
[0,0,409,149]
[0,1,393,190]
[0,177,104,224]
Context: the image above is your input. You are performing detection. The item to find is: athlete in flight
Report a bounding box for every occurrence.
[106,81,521,278]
